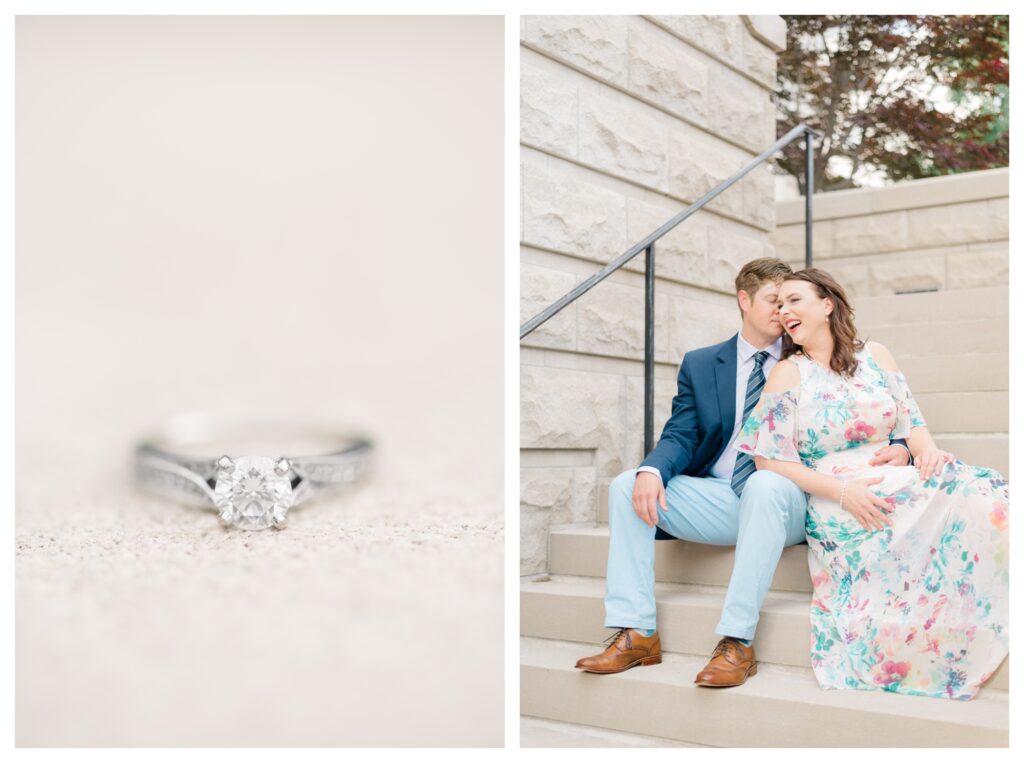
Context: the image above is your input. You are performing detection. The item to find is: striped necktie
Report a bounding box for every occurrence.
[730,350,771,497]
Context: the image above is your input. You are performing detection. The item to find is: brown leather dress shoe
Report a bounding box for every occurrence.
[693,637,757,687]
[574,628,662,674]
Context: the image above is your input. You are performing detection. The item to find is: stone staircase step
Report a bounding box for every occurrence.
[521,575,1007,691]
[915,391,1007,433]
[549,524,813,592]
[521,637,1009,747]
[520,716,702,747]
[853,287,1007,327]
[897,353,1006,393]
[861,319,1006,356]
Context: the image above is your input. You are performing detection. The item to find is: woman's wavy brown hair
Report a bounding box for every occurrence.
[781,268,864,376]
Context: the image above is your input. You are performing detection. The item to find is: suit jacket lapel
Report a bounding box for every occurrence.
[715,334,739,431]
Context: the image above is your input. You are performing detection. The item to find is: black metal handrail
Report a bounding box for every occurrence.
[520,123,821,456]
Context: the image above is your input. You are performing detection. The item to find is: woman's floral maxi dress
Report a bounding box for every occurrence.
[734,347,1008,700]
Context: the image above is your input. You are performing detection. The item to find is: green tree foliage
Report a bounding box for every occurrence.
[776,15,1008,192]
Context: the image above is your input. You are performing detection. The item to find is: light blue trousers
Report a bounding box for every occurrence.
[604,469,808,640]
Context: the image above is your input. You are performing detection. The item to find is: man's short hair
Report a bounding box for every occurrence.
[734,258,793,314]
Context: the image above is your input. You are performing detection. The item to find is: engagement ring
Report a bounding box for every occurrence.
[134,413,373,529]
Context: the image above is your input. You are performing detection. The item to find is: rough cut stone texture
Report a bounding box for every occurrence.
[743,163,776,230]
[520,467,573,512]
[707,218,769,292]
[709,67,769,151]
[521,263,578,350]
[579,88,669,191]
[668,127,746,219]
[520,463,598,575]
[867,255,945,295]
[625,197,709,285]
[521,15,783,574]
[520,503,563,576]
[742,35,777,84]
[667,293,740,359]
[649,15,744,64]
[521,156,628,264]
[523,15,629,87]
[776,171,1009,296]
[947,243,1009,290]
[772,218,835,260]
[989,198,1008,239]
[624,373,678,468]
[833,210,908,256]
[521,61,579,158]
[520,504,551,575]
[907,200,992,248]
[521,365,627,477]
[568,466,598,523]
[576,279,670,362]
[627,24,708,125]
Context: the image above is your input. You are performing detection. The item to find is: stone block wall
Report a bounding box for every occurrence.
[520,15,786,575]
[774,168,1008,296]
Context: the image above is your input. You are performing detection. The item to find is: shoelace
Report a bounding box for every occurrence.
[711,638,742,661]
[603,628,632,650]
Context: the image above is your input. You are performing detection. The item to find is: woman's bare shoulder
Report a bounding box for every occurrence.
[764,357,800,392]
[865,341,899,372]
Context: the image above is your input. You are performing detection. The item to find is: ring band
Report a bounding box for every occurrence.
[134,413,373,530]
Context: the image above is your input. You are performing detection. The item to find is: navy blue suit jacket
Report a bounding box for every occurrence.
[640,334,742,491]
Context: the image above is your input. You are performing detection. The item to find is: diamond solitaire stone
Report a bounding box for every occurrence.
[213,456,293,530]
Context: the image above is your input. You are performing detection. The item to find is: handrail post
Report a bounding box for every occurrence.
[805,129,814,268]
[644,243,655,456]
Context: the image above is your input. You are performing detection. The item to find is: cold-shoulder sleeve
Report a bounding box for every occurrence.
[884,369,926,439]
[733,388,802,463]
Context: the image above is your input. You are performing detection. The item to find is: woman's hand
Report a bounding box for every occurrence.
[913,447,954,481]
[841,476,893,531]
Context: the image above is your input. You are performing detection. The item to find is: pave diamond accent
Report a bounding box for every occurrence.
[213,456,294,530]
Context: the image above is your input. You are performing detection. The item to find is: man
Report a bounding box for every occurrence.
[574,258,910,687]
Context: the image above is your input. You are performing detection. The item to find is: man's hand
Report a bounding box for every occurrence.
[632,472,667,529]
[868,444,911,467]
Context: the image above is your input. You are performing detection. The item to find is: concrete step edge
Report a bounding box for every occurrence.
[520,716,708,748]
[521,637,1008,747]
[521,575,1008,691]
[548,523,814,593]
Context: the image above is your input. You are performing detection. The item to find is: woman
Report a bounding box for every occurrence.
[735,268,1008,700]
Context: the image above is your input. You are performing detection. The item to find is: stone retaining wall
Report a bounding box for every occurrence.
[520,15,786,575]
[773,168,1008,296]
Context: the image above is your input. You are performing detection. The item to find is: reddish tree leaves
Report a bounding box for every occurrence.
[775,15,1008,192]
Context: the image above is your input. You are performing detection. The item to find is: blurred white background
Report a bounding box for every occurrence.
[16,15,503,746]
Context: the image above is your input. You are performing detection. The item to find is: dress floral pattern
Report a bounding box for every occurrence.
[734,347,1008,700]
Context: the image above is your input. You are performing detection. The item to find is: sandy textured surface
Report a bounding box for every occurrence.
[16,472,504,746]
[16,16,504,746]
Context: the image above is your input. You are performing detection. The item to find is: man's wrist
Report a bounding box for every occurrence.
[636,466,663,483]
[892,442,913,465]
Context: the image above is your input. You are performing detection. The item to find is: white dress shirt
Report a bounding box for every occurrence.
[638,332,783,483]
